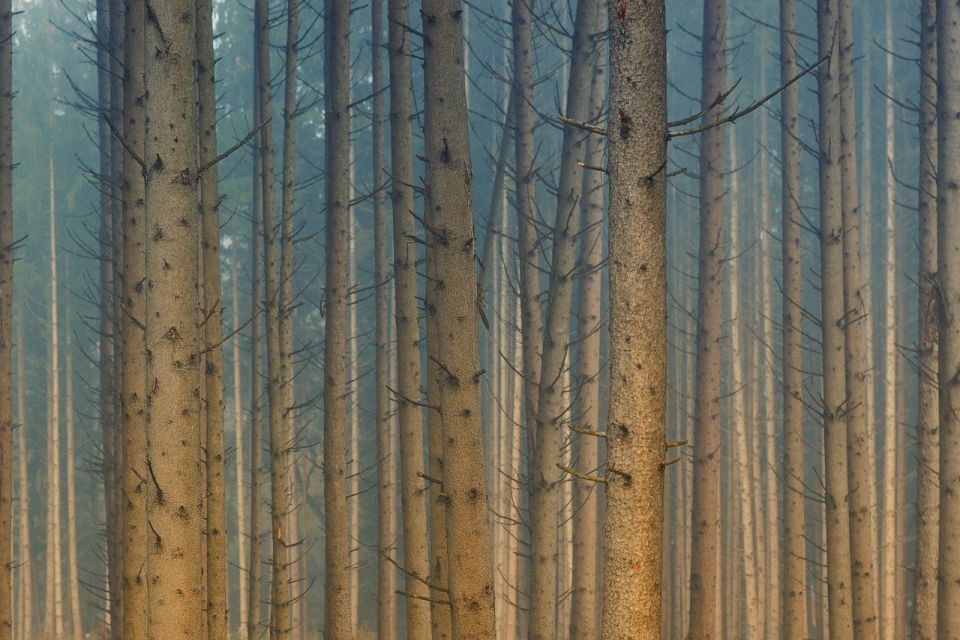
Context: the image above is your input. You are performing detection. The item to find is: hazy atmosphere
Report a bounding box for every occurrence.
[0,0,946,639]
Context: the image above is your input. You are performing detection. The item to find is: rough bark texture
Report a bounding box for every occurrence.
[421,1,497,637]
[323,0,352,636]
[570,5,605,637]
[938,0,960,633]
[837,2,879,636]
[119,0,147,638]
[688,0,725,636]
[601,2,667,639]
[912,0,939,636]
[780,0,807,635]
[386,0,433,635]
[528,0,600,635]
[142,0,204,636]
[196,0,227,637]
[817,0,855,637]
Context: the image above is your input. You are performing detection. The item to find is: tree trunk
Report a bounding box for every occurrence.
[421,1,497,637]
[119,0,147,638]
[347,187,360,639]
[837,2,879,636]
[369,0,396,635]
[569,5,605,636]
[322,0,352,636]
[15,311,30,640]
[912,0,938,637]
[64,320,80,640]
[601,3,667,640]
[0,2,11,634]
[247,27,265,640]
[385,0,433,635]
[232,262,248,638]
[688,0,726,636]
[142,1,204,635]
[196,1,227,637]
[528,0,600,635]
[817,0,856,636]
[937,0,960,632]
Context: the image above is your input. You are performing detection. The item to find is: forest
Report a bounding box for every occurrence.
[0,0,948,639]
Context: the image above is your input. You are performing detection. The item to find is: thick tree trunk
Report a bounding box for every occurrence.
[911,0,938,637]
[528,0,599,635]
[322,0,352,636]
[780,0,807,635]
[142,1,204,635]
[196,1,227,637]
[14,312,29,640]
[385,0,433,635]
[837,2,879,636]
[817,0,856,636]
[421,1,497,637]
[937,0,960,633]
[601,2,667,639]
[688,1,726,636]
[569,5,605,636]
[119,0,147,638]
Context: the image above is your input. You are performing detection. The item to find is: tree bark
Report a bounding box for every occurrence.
[569,5,605,637]
[232,262,248,638]
[385,0,433,635]
[601,3,667,640]
[421,1,497,637]
[64,320,80,640]
[119,0,147,638]
[937,0,960,633]
[688,0,726,636]
[0,3,11,634]
[817,0,856,636]
[780,0,807,634]
[196,1,227,637]
[142,1,204,635]
[323,0,352,636]
[912,0,938,637]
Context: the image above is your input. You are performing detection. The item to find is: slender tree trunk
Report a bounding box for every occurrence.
[528,0,600,635]
[119,0,147,638]
[95,2,120,632]
[247,27,265,640]
[937,0,960,632]
[837,2,879,636]
[688,0,726,636]
[196,1,227,637]
[817,0,856,636]
[347,191,360,639]
[0,3,11,634]
[142,1,204,635]
[880,4,898,636]
[912,0,938,637]
[279,1,299,635]
[385,0,433,635]
[421,1,497,637]
[46,151,64,640]
[323,0,352,636]
[64,321,80,640]
[232,262,249,638]
[15,312,29,640]
[601,3,667,640]
[369,0,396,635]
[780,0,807,634]
[570,5,605,636]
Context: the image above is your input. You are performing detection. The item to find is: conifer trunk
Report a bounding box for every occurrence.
[601,1,667,638]
[912,0,938,637]
[142,1,204,635]
[14,312,29,640]
[232,263,248,637]
[0,3,11,634]
[421,1,497,637]
[64,323,80,640]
